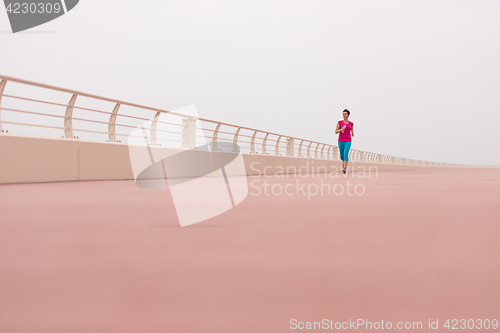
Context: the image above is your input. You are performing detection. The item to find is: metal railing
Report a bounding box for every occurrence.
[0,74,493,168]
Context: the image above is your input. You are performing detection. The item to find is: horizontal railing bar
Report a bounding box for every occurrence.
[72,105,112,115]
[195,135,213,139]
[156,137,182,143]
[154,128,181,135]
[214,137,234,142]
[115,123,145,129]
[72,117,110,125]
[237,133,256,139]
[196,127,214,132]
[0,107,65,119]
[216,130,240,136]
[73,128,109,135]
[1,121,64,130]
[116,114,151,121]
[3,94,68,107]
[115,133,147,139]
[156,120,182,126]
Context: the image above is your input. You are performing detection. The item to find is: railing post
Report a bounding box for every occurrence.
[250,130,257,153]
[150,111,161,146]
[307,142,312,158]
[212,123,221,151]
[298,140,304,157]
[0,79,7,132]
[108,103,120,142]
[286,138,294,157]
[65,94,78,138]
[262,133,269,154]
[182,117,196,148]
[327,145,332,160]
[232,127,241,152]
[315,143,320,159]
[320,144,325,159]
[275,136,282,156]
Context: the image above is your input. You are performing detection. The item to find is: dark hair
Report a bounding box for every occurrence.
[343,109,350,116]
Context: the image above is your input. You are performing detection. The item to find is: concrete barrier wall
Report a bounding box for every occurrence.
[0,133,485,184]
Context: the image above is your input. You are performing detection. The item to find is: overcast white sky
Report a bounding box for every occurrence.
[1,0,499,165]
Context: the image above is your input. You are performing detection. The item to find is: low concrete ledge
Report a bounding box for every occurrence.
[0,134,79,183]
[0,134,494,184]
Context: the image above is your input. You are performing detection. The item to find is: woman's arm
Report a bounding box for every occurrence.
[350,123,354,137]
[335,122,341,134]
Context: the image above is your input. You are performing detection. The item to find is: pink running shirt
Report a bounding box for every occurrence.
[338,120,353,142]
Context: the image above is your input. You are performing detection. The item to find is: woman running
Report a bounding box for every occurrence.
[335,109,354,174]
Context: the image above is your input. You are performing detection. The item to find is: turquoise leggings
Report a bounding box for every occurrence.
[338,141,352,161]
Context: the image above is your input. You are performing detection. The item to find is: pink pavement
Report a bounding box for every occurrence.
[0,169,499,332]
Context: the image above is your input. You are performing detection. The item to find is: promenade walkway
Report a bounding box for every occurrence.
[1,169,499,332]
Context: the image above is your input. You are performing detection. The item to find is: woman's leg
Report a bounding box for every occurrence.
[343,141,352,169]
[338,141,345,168]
